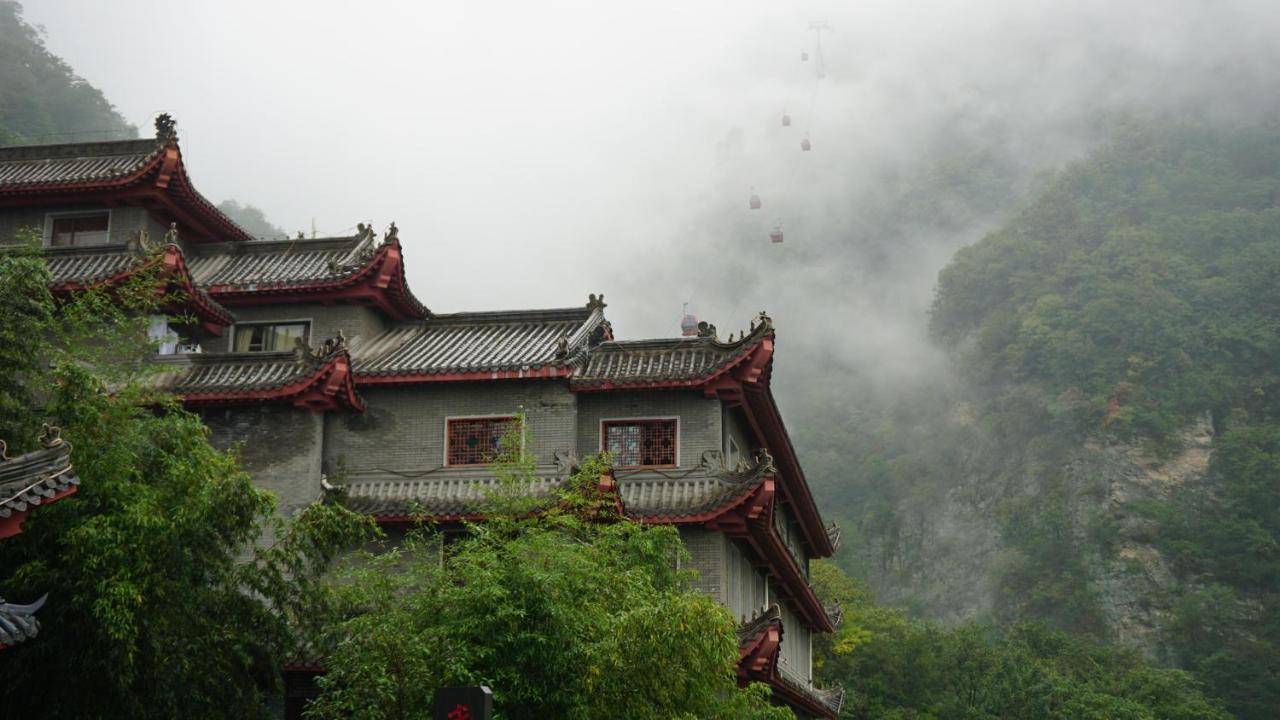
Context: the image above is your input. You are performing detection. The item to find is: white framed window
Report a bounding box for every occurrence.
[601,417,679,468]
[445,415,519,466]
[45,210,111,247]
[232,320,311,352]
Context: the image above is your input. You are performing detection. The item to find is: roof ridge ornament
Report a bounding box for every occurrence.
[38,424,62,448]
[154,113,178,143]
[696,320,717,339]
[126,227,164,257]
[753,447,776,473]
[162,222,180,247]
[586,293,606,311]
[383,222,398,243]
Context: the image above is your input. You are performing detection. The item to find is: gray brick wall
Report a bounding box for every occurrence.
[200,405,325,518]
[205,303,390,354]
[678,526,725,601]
[324,380,578,474]
[576,390,722,468]
[0,204,156,246]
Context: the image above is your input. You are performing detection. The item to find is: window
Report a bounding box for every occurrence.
[148,315,178,355]
[726,436,741,469]
[446,416,517,466]
[233,321,310,352]
[48,212,110,247]
[603,419,677,468]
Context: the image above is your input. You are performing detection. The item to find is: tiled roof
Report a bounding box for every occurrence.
[355,306,605,378]
[38,244,236,327]
[0,139,162,188]
[572,315,771,388]
[344,472,567,518]
[0,595,46,649]
[187,233,375,288]
[341,455,770,520]
[0,434,80,523]
[737,603,782,645]
[616,459,772,519]
[152,351,324,394]
[43,246,139,285]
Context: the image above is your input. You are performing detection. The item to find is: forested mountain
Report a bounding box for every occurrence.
[3,0,1274,716]
[0,1,134,145]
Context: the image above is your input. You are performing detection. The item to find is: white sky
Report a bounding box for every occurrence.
[22,1,1280,357]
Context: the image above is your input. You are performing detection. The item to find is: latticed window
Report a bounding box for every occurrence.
[447,416,517,466]
[604,419,677,467]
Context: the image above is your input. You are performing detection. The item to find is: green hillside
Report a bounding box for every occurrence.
[0,0,134,145]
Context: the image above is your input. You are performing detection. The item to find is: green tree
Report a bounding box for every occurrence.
[0,1,135,144]
[812,561,1230,720]
[0,229,375,719]
[307,453,793,720]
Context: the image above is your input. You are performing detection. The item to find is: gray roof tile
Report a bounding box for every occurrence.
[150,350,334,394]
[0,595,46,649]
[0,139,162,187]
[355,307,604,377]
[0,434,80,521]
[572,336,757,387]
[187,234,374,288]
[341,456,770,520]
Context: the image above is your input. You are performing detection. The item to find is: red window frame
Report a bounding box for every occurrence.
[602,419,678,468]
[446,416,517,466]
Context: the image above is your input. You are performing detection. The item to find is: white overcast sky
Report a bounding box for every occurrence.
[22,1,1280,356]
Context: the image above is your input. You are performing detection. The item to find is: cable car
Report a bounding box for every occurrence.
[801,51,809,62]
[782,112,791,127]
[770,223,784,244]
[749,190,762,210]
[800,134,811,152]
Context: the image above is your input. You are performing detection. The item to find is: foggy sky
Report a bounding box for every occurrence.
[23,0,1280,380]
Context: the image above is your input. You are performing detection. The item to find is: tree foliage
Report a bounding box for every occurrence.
[0,1,135,144]
[0,228,375,719]
[812,562,1230,720]
[307,454,792,720]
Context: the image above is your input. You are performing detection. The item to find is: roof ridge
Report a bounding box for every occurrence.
[0,138,160,162]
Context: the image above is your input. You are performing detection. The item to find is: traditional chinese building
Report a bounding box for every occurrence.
[0,117,844,719]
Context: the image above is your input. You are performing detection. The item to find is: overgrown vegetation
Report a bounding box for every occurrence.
[0,230,375,719]
[308,443,792,720]
[813,561,1230,720]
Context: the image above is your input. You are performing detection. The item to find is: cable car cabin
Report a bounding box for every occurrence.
[680,314,699,336]
[801,52,809,61]
[782,113,792,127]
[770,225,784,243]
[801,135,811,152]
[749,192,762,210]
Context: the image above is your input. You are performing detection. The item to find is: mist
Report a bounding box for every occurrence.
[24,0,1280,385]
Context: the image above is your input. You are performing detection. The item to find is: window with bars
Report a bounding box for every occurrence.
[603,419,678,468]
[446,416,517,466]
[233,321,310,352]
[48,212,110,247]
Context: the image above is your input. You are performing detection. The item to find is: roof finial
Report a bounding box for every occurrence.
[161,222,179,247]
[384,222,399,243]
[696,321,717,339]
[587,293,606,311]
[154,113,177,142]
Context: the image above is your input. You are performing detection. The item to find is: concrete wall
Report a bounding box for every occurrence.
[576,390,722,468]
[205,303,390,354]
[324,381,578,474]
